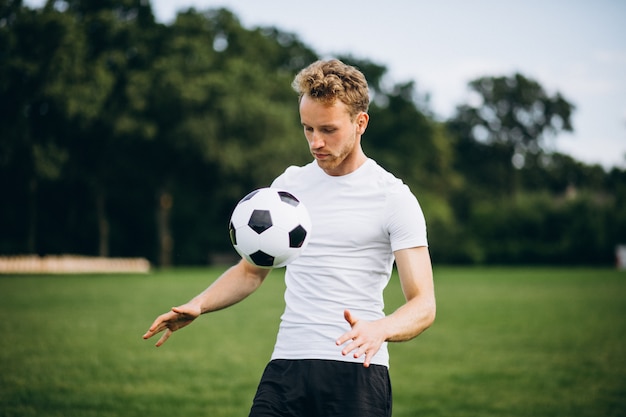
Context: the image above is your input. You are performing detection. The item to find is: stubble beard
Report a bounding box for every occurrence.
[314,136,358,175]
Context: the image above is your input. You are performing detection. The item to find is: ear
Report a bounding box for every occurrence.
[355,112,369,135]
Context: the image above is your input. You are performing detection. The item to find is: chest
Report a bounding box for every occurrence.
[299,183,389,248]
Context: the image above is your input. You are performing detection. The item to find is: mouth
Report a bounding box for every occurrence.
[313,152,330,160]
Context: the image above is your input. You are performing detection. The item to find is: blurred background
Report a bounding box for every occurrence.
[2,0,625,268]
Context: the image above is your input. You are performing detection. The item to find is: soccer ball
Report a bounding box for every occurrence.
[229,188,312,268]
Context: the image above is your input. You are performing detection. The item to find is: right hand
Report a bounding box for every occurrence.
[142,303,201,347]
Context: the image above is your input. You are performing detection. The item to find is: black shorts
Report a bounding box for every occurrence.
[248,359,392,417]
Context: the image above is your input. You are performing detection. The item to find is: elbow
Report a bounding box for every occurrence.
[405,301,436,342]
[408,298,437,340]
[428,303,437,327]
[423,300,437,330]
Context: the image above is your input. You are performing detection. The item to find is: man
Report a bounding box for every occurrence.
[143,59,436,417]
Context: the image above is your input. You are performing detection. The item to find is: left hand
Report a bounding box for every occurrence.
[335,309,387,368]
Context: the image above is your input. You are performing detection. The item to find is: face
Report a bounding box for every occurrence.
[299,95,369,176]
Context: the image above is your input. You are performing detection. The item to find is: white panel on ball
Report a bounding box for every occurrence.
[229,188,311,268]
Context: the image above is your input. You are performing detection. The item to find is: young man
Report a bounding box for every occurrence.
[143,59,436,417]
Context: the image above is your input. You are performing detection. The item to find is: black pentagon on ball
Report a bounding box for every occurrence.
[249,250,275,267]
[278,191,300,207]
[248,209,273,234]
[289,225,307,248]
[241,189,260,202]
[229,221,237,245]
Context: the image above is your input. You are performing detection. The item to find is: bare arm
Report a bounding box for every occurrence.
[336,246,436,366]
[190,258,271,314]
[381,245,436,341]
[142,259,271,347]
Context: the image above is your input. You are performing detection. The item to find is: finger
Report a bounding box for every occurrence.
[171,306,186,315]
[336,310,358,346]
[143,323,163,339]
[349,338,372,359]
[143,309,179,339]
[147,315,169,333]
[152,308,183,330]
[335,330,356,347]
[343,309,357,326]
[155,329,172,347]
[143,318,169,339]
[343,345,358,357]
[341,343,352,356]
[341,338,361,356]
[353,343,367,359]
[363,342,382,367]
[363,349,376,368]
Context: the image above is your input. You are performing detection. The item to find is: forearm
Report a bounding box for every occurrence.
[190,259,270,314]
[386,246,436,342]
[382,294,436,342]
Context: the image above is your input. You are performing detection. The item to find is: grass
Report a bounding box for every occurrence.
[1,266,625,416]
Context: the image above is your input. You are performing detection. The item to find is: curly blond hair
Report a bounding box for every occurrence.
[292,59,369,120]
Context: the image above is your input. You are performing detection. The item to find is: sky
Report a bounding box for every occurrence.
[26,0,626,170]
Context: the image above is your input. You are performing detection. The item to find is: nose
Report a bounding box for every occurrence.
[308,131,324,150]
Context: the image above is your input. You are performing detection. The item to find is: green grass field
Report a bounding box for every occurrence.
[1,266,625,417]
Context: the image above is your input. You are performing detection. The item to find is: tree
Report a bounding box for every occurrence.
[454,73,574,162]
[448,73,576,198]
[58,0,159,258]
[119,8,314,266]
[0,4,90,253]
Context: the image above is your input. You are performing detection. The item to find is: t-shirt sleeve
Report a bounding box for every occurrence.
[270,175,284,189]
[271,165,298,190]
[386,184,428,252]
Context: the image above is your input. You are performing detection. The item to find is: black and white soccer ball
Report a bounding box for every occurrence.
[229,188,312,268]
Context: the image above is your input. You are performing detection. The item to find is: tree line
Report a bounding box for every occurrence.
[1,0,624,267]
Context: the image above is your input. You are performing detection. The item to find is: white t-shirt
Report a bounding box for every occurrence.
[269,158,428,367]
